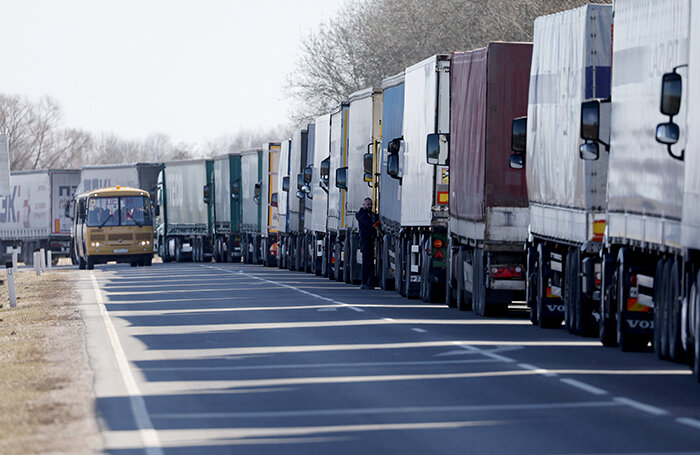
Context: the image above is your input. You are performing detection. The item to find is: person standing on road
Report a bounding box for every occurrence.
[355,197,381,289]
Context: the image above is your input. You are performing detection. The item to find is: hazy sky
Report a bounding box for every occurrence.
[0,0,344,147]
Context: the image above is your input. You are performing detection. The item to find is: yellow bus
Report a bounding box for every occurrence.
[69,186,155,269]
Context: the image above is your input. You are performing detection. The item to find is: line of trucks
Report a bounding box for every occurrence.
[1,0,699,380]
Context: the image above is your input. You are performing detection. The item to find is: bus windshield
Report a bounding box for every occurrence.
[86,196,152,227]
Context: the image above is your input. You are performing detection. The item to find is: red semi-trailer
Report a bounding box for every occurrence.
[445,42,532,316]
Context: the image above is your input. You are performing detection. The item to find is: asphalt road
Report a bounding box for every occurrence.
[76,261,700,454]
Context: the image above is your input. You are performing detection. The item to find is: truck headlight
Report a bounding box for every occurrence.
[91,241,102,247]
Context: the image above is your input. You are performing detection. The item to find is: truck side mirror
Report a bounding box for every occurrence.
[303,165,313,184]
[296,191,305,199]
[509,154,524,170]
[154,204,160,217]
[203,184,211,205]
[231,181,240,200]
[660,72,682,116]
[335,167,348,190]
[579,142,600,161]
[426,133,449,165]
[270,192,278,207]
[282,176,290,192]
[363,150,373,175]
[297,174,304,191]
[657,71,684,161]
[509,117,527,170]
[320,157,330,184]
[387,152,400,179]
[254,181,262,204]
[656,122,680,145]
[580,100,600,141]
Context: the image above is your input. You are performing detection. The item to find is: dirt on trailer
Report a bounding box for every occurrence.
[0,268,101,454]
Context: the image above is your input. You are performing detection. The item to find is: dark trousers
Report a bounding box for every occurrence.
[361,245,375,286]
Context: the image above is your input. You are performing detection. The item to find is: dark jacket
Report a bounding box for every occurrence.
[356,207,380,249]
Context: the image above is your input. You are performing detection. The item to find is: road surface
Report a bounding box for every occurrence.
[76,262,700,454]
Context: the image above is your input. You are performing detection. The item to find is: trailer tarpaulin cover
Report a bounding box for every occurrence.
[526,4,612,242]
[450,43,531,223]
[606,0,689,248]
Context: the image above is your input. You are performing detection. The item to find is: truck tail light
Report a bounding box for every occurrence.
[489,265,524,279]
[592,220,605,242]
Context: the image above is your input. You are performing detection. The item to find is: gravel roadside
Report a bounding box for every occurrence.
[0,267,102,454]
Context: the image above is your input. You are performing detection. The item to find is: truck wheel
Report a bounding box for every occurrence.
[616,251,647,352]
[175,238,182,262]
[667,259,683,362]
[145,255,152,266]
[692,271,700,382]
[570,249,585,335]
[396,238,406,297]
[527,246,538,325]
[654,258,667,359]
[380,235,394,290]
[334,242,343,282]
[350,234,361,285]
[458,250,473,311]
[564,250,573,333]
[537,243,562,328]
[87,256,95,270]
[214,239,221,263]
[130,261,138,267]
[446,243,457,308]
[78,254,86,270]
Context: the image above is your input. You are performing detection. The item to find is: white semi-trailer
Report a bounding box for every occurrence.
[0,169,79,264]
[384,55,451,301]
[580,0,689,352]
[510,4,612,330]
[310,114,330,276]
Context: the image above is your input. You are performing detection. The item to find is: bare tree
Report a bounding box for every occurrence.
[287,0,611,123]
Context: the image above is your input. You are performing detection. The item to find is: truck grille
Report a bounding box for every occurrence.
[108,234,133,241]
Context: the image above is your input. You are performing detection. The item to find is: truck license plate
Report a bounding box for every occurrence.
[113,248,128,253]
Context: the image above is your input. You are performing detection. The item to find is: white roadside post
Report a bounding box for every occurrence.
[39,248,46,271]
[33,252,41,276]
[11,248,17,269]
[6,263,16,308]
[46,250,52,270]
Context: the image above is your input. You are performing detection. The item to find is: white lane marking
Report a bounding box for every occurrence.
[518,363,558,378]
[559,378,608,396]
[677,417,700,430]
[613,397,669,416]
[412,328,427,333]
[142,358,499,372]
[453,342,516,363]
[90,272,163,455]
[150,400,618,420]
[204,265,365,312]
[383,317,395,322]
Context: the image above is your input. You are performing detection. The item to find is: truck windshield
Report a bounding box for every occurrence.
[86,196,152,227]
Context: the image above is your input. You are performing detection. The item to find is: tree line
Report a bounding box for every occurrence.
[287,0,611,124]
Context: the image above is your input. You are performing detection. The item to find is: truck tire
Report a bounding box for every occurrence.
[396,237,406,297]
[654,258,668,360]
[692,271,700,382]
[667,259,683,362]
[473,249,485,316]
[350,234,361,284]
[78,254,86,270]
[380,235,394,291]
[446,243,457,308]
[87,256,95,270]
[334,242,343,282]
[457,250,473,311]
[570,249,584,335]
[175,238,183,262]
[564,250,574,333]
[616,250,647,352]
[145,255,152,266]
[537,243,562,328]
[527,246,539,325]
[600,253,618,347]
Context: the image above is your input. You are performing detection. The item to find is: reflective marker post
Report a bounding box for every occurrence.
[46,250,52,270]
[33,252,41,276]
[11,248,17,270]
[6,263,16,308]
